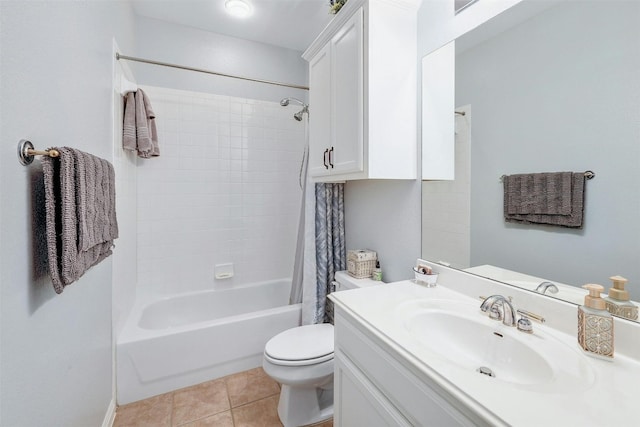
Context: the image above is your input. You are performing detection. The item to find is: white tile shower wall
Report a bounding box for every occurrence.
[421,106,471,269]
[136,86,304,297]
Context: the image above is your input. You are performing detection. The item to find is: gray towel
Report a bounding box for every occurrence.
[505,172,573,215]
[504,172,585,228]
[122,88,160,158]
[41,148,119,293]
[141,89,160,157]
[123,92,136,151]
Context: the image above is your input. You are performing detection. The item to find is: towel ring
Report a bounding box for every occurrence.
[18,140,59,166]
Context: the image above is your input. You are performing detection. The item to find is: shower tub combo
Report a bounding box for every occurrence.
[117,279,301,404]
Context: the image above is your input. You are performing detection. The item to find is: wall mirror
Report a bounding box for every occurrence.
[421,0,640,321]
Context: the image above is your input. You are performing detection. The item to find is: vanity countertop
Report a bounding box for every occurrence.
[330,279,640,426]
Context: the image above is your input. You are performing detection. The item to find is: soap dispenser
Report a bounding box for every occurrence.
[604,275,638,321]
[578,284,614,359]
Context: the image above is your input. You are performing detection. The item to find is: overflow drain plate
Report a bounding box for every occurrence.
[477,366,495,378]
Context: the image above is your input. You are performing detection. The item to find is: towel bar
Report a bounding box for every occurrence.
[18,140,59,166]
[500,171,595,182]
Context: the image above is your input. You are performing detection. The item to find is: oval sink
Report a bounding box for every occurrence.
[405,309,553,386]
[397,299,595,393]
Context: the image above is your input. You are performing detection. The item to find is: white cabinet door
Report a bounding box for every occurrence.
[303,1,416,181]
[335,352,411,427]
[334,310,482,426]
[331,7,364,175]
[309,43,332,177]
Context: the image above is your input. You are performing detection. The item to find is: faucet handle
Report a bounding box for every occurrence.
[517,316,533,333]
[516,309,545,334]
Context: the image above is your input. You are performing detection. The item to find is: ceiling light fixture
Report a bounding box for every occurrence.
[225,0,253,18]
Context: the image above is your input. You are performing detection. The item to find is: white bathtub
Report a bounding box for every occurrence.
[117,279,301,404]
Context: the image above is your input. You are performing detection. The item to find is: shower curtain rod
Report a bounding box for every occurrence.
[115,53,309,91]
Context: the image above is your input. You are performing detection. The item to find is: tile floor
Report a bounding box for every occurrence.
[113,367,333,427]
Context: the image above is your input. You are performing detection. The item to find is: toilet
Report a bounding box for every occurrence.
[262,271,380,427]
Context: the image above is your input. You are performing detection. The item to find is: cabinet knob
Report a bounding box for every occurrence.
[323,148,329,169]
[329,146,334,168]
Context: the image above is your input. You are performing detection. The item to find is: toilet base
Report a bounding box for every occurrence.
[277,384,333,427]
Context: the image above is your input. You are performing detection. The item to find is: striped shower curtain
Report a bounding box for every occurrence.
[313,183,346,324]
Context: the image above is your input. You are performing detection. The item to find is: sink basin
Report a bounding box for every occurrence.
[405,309,552,385]
[397,299,595,392]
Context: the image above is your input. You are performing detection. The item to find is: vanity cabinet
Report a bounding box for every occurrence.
[303,0,417,181]
[333,308,485,426]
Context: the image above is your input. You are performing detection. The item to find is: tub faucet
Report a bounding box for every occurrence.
[480,295,517,327]
[535,281,559,295]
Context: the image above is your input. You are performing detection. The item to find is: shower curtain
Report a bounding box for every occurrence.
[302,183,346,324]
[291,116,346,324]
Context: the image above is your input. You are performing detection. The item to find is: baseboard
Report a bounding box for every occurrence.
[102,399,117,427]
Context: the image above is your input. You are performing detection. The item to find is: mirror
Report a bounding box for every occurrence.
[422,0,640,320]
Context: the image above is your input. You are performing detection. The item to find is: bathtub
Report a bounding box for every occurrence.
[117,279,301,404]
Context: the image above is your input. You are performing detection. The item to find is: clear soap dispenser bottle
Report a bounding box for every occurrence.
[604,275,638,321]
[578,284,614,359]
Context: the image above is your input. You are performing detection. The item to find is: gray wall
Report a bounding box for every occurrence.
[345,180,422,282]
[133,15,309,103]
[0,1,135,425]
[456,1,640,297]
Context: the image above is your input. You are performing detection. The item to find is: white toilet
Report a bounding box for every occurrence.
[262,271,380,427]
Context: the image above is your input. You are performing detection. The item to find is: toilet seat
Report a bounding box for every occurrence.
[264,324,334,367]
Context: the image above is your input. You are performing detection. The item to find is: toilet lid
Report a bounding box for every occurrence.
[265,324,334,364]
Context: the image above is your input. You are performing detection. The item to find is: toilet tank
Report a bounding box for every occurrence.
[334,271,382,292]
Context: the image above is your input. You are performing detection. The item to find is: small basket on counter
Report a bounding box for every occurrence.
[347,249,377,278]
[413,265,438,287]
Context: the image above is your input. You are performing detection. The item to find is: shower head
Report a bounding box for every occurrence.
[281,97,309,121]
[280,97,306,107]
[294,105,309,121]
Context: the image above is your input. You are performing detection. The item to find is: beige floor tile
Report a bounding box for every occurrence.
[226,367,281,408]
[178,410,234,427]
[114,393,173,427]
[232,395,283,427]
[172,379,230,426]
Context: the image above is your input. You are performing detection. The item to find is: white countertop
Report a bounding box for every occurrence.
[331,280,640,427]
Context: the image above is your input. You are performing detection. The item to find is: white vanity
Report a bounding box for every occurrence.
[329,261,640,426]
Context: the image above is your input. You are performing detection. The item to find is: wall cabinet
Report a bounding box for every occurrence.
[308,9,363,178]
[303,0,418,181]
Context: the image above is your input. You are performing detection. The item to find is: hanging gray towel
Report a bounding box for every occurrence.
[41,148,119,293]
[503,172,585,228]
[122,92,137,152]
[505,172,573,215]
[122,88,160,158]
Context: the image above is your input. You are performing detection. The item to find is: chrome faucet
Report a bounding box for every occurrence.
[480,295,517,326]
[535,281,559,295]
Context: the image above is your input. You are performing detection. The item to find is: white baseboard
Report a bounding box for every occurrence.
[102,399,117,427]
